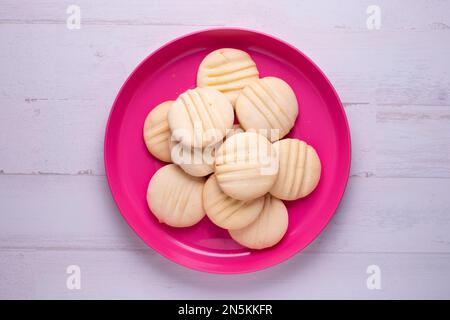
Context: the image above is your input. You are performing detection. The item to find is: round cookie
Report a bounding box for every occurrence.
[197,48,259,105]
[236,77,298,142]
[170,140,216,177]
[143,101,173,162]
[146,164,205,227]
[203,175,264,230]
[229,194,288,250]
[168,87,234,148]
[270,139,321,200]
[215,132,278,201]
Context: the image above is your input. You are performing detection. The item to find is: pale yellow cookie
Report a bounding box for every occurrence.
[146,164,205,227]
[270,139,321,200]
[197,48,259,105]
[168,87,234,148]
[236,77,298,142]
[215,132,278,201]
[229,194,288,250]
[143,101,173,162]
[203,175,264,230]
[170,140,216,177]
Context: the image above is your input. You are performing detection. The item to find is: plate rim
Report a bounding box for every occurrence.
[104,27,352,274]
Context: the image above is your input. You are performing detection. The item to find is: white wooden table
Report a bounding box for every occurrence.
[1,0,449,299]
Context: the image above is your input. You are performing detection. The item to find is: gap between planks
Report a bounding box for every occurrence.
[0,19,226,27]
[0,19,448,33]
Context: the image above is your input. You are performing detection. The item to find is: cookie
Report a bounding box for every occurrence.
[203,175,264,230]
[197,48,259,105]
[146,164,205,227]
[170,140,216,177]
[270,139,321,200]
[215,132,278,201]
[168,87,234,148]
[143,101,173,162]
[236,77,298,142]
[229,194,288,249]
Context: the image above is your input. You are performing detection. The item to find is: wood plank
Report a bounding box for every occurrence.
[0,174,449,253]
[347,104,450,178]
[2,99,450,177]
[375,105,450,178]
[0,98,107,176]
[0,24,448,106]
[0,249,449,299]
[1,0,449,31]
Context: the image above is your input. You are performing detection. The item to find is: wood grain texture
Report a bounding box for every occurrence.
[1,101,450,177]
[0,24,449,105]
[0,250,449,299]
[0,175,449,253]
[1,0,449,299]
[1,0,449,31]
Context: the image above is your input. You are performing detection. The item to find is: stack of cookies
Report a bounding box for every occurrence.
[144,49,321,250]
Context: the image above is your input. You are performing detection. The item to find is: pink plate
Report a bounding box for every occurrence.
[104,28,351,274]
